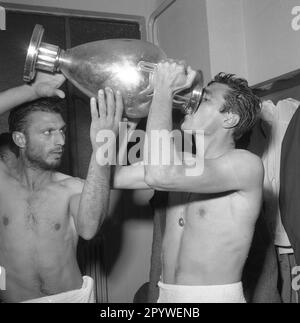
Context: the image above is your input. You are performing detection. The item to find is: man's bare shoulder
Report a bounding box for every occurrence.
[187,148,263,175]
[225,149,263,171]
[54,172,85,194]
[224,149,264,189]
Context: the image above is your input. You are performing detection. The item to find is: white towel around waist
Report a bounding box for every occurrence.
[157,281,246,303]
[22,276,95,303]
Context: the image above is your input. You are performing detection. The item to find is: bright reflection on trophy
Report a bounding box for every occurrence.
[24,24,204,118]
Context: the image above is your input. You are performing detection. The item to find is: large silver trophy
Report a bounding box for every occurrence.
[24,24,203,118]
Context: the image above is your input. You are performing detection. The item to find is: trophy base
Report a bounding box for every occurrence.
[23,24,45,82]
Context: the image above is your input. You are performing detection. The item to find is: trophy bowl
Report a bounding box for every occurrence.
[24,24,203,118]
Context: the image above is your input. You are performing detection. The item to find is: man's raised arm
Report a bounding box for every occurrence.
[0,72,65,115]
[70,88,124,240]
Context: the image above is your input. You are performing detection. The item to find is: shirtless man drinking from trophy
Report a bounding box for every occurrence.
[112,61,263,303]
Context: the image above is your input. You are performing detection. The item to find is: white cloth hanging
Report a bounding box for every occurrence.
[248,98,300,253]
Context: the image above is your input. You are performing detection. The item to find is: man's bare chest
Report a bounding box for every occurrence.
[0,182,72,235]
[166,191,234,227]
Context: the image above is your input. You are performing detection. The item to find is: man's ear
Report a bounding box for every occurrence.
[223,112,240,129]
[12,131,26,149]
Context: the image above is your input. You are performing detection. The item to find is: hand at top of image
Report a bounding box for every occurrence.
[31,71,66,99]
[152,60,197,95]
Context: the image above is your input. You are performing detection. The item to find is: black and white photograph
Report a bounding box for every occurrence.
[0,0,300,311]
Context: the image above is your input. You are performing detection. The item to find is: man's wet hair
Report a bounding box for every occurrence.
[208,72,261,140]
[8,98,64,133]
[0,132,19,157]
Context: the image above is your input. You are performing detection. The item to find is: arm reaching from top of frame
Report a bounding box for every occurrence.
[0,71,66,115]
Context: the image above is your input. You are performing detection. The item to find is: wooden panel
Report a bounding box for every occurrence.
[0,11,66,90]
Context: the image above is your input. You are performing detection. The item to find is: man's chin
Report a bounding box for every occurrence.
[43,158,62,170]
[51,159,62,168]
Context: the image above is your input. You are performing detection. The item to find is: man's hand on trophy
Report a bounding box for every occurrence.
[31,71,66,99]
[90,88,124,152]
[153,59,197,95]
[176,65,198,94]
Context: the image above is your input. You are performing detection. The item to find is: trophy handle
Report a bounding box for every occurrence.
[138,60,204,114]
[138,61,157,73]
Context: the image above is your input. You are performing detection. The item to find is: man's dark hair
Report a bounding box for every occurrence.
[8,98,64,133]
[0,132,19,157]
[208,72,261,140]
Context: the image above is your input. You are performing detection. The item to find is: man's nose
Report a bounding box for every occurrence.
[54,131,65,146]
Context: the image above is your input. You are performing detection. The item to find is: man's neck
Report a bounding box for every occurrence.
[16,157,54,191]
[203,131,235,159]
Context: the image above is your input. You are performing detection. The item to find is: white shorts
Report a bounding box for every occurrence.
[157,281,246,303]
[22,276,95,303]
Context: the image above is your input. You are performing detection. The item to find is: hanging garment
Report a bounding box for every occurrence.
[250,99,300,303]
[280,103,300,266]
[248,99,299,250]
